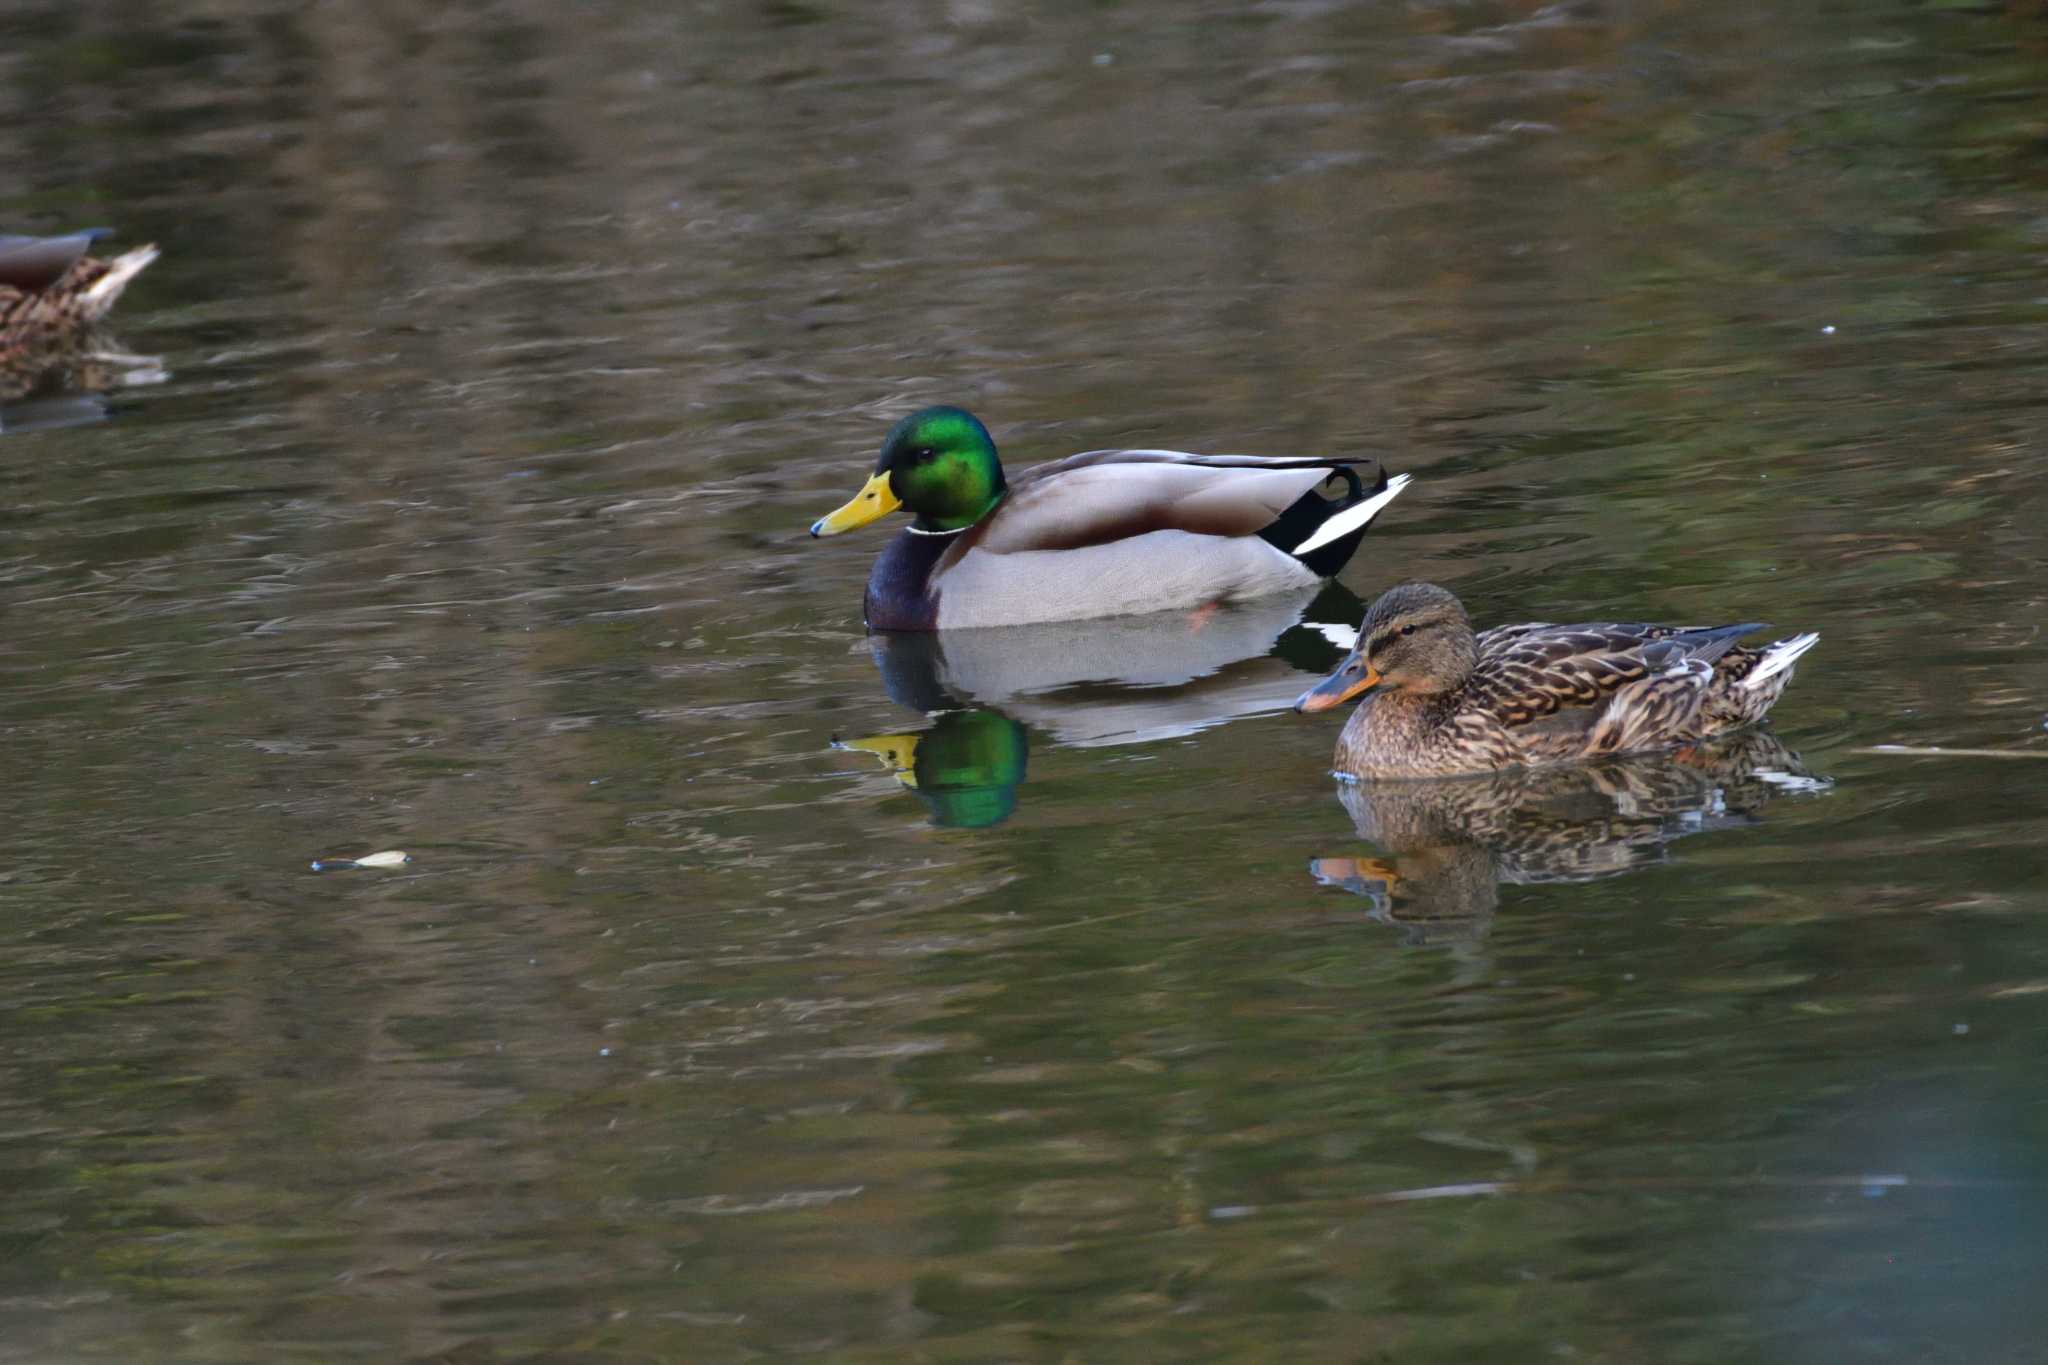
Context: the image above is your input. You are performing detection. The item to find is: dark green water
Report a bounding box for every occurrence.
[4,2,2048,1360]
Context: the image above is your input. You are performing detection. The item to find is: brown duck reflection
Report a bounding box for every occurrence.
[1311,729,1830,943]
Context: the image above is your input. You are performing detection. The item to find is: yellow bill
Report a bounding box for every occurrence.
[810,471,900,537]
[835,732,922,787]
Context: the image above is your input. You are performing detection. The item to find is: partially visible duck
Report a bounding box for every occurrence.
[1295,581,1817,779]
[810,405,1409,630]
[0,229,159,344]
[1,230,161,402]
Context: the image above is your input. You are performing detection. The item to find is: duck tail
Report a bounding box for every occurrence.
[77,245,160,319]
[1668,621,1770,666]
[1742,631,1819,690]
[1276,470,1411,575]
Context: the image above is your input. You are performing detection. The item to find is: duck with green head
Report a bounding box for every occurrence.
[811,405,1409,630]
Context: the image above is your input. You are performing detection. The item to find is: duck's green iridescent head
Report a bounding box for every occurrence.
[837,708,1029,829]
[810,406,1008,537]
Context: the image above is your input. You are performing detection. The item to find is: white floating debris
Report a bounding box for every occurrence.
[1821,324,1837,334]
[309,849,413,872]
[1858,745,2048,760]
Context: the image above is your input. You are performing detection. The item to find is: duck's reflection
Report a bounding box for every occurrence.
[0,336,167,435]
[1,313,167,431]
[3,335,164,397]
[1311,730,1831,943]
[0,391,111,435]
[838,584,1358,826]
[834,710,1029,829]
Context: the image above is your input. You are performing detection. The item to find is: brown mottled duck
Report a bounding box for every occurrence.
[0,229,161,402]
[1295,582,1818,779]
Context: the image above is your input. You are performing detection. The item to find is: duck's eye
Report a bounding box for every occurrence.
[913,446,937,462]
[1399,623,1418,637]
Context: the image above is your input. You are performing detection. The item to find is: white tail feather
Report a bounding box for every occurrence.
[81,245,160,313]
[1742,631,1819,689]
[1292,472,1411,557]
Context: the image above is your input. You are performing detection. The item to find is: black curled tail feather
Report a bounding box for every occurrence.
[1257,465,1395,578]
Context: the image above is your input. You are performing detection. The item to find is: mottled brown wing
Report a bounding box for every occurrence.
[1464,627,1667,731]
[1584,658,1713,755]
[1477,620,1713,660]
[1474,620,1555,657]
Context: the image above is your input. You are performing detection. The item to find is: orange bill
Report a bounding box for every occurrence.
[1293,656,1382,713]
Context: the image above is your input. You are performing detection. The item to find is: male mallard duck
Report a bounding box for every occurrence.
[809,405,1409,629]
[0,229,159,346]
[1294,582,1818,778]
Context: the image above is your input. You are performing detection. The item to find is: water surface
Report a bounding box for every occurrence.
[4,2,2047,1361]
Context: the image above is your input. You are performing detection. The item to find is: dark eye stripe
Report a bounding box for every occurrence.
[1368,617,1438,653]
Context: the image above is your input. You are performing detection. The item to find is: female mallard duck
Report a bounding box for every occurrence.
[2,230,160,403]
[1294,582,1818,779]
[809,406,1409,630]
[0,229,159,347]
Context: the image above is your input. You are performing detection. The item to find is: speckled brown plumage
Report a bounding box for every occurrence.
[1312,729,1829,940]
[1296,582,1818,779]
[0,232,161,402]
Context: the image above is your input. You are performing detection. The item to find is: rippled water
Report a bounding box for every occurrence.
[4,2,2047,1360]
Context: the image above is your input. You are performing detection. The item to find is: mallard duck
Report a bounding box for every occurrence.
[809,406,1409,629]
[1294,582,1818,778]
[1,230,161,403]
[0,229,159,345]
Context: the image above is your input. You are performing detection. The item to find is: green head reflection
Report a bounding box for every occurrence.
[838,709,1029,829]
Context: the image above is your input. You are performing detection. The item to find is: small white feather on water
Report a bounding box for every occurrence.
[309,850,413,871]
[1858,746,2048,760]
